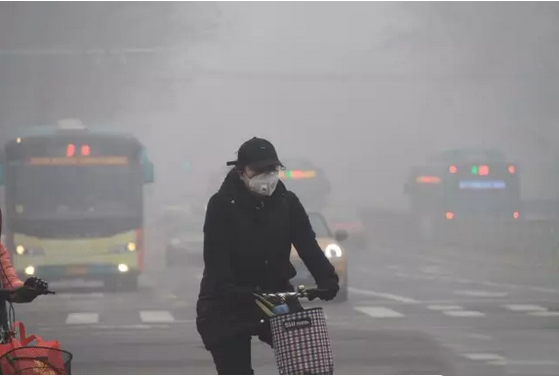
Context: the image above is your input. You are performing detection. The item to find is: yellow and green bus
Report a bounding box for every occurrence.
[0,121,154,291]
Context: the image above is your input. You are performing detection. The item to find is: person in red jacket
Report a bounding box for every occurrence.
[0,242,48,303]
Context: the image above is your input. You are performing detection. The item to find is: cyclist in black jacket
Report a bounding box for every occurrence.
[196,137,339,375]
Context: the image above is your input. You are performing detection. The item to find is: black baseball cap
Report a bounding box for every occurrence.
[226,137,283,170]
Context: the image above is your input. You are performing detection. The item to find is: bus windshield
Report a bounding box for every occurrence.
[12,165,142,220]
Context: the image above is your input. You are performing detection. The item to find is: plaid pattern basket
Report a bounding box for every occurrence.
[269,308,334,375]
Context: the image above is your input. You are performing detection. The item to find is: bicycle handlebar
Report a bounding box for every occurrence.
[0,288,55,299]
[259,286,326,301]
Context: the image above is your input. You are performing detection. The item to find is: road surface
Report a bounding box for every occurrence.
[12,229,559,375]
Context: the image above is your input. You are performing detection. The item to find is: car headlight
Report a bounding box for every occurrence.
[24,266,35,276]
[324,244,343,259]
[15,245,45,256]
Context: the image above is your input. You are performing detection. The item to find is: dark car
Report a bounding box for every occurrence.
[159,205,205,267]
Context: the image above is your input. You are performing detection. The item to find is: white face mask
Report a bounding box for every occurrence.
[242,171,280,197]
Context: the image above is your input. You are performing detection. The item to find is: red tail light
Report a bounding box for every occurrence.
[66,144,75,157]
[81,144,91,156]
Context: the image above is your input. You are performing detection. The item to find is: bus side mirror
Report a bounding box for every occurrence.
[144,161,155,184]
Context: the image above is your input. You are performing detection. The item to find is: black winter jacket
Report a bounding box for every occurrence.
[196,169,339,349]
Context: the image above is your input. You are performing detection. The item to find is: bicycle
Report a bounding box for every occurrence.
[0,288,73,375]
[255,286,334,375]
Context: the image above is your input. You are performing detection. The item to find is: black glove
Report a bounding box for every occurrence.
[309,280,340,301]
[24,277,48,293]
[14,286,40,303]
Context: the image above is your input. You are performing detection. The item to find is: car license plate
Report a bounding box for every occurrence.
[66,266,88,276]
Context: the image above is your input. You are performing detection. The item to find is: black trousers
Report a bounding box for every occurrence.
[210,334,255,375]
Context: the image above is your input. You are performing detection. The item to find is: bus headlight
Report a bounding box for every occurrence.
[24,266,35,276]
[16,245,25,255]
[15,246,44,256]
[324,244,343,259]
[127,242,136,252]
[118,264,129,273]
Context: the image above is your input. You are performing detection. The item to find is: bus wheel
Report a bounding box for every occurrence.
[104,274,139,292]
[119,274,139,292]
[104,276,119,292]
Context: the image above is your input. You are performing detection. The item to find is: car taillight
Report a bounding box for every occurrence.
[479,165,489,176]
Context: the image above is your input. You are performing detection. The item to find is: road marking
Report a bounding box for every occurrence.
[443,310,485,317]
[528,311,559,317]
[488,359,559,367]
[139,310,175,323]
[463,353,505,362]
[420,265,444,275]
[355,306,405,318]
[66,313,99,324]
[349,288,419,304]
[503,304,547,312]
[454,290,508,298]
[57,292,105,299]
[393,270,558,294]
[428,305,463,311]
[93,324,154,330]
[465,333,493,340]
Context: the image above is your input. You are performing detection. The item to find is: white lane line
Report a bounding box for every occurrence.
[528,311,559,317]
[139,310,176,323]
[488,359,559,367]
[428,305,464,311]
[455,290,509,298]
[465,333,493,340]
[393,270,558,293]
[66,313,100,324]
[463,353,505,362]
[420,265,444,275]
[503,304,548,312]
[349,288,419,304]
[57,293,105,299]
[443,310,485,317]
[355,306,405,318]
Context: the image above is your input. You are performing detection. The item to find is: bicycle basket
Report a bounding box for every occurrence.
[0,346,73,375]
[269,307,334,375]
